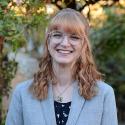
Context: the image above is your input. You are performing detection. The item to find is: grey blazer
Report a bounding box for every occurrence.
[5,79,118,125]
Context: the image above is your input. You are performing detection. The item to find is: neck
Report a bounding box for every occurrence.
[52,62,74,86]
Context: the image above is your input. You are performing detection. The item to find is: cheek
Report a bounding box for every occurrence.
[48,42,57,56]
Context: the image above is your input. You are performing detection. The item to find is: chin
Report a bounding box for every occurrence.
[54,57,75,65]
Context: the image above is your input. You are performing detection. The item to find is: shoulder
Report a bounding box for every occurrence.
[14,79,33,91]
[96,80,115,97]
[12,79,33,96]
[97,80,114,92]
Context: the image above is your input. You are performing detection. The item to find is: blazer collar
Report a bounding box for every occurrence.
[41,80,86,125]
[66,81,86,125]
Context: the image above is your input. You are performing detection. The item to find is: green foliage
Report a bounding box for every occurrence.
[14,0,49,49]
[0,0,49,124]
[0,59,17,94]
[0,0,49,93]
[119,84,125,95]
[0,1,26,52]
[90,6,125,95]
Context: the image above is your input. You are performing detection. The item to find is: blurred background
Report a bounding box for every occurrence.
[0,0,125,125]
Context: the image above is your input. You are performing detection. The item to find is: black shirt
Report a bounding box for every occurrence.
[54,101,71,125]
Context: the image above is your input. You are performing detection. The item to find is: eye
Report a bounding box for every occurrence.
[51,32,63,39]
[70,35,81,41]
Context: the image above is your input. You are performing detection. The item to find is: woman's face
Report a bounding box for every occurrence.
[47,28,83,66]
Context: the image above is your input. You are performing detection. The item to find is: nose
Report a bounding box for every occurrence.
[60,35,70,46]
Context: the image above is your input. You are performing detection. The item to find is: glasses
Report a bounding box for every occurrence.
[48,30,82,45]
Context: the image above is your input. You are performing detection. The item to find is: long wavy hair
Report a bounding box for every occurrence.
[29,8,102,100]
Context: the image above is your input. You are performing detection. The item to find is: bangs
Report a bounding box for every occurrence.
[48,12,85,36]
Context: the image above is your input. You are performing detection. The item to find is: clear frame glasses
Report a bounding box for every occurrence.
[48,30,83,45]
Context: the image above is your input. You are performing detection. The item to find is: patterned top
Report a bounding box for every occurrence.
[54,101,71,125]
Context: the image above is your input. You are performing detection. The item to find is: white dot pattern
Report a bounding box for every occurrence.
[54,101,71,125]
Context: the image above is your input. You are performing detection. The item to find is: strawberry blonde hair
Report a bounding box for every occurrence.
[29,8,102,100]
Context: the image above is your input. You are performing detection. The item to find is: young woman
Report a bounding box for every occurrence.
[6,8,118,125]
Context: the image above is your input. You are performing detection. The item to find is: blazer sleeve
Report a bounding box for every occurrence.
[5,86,23,125]
[101,87,118,125]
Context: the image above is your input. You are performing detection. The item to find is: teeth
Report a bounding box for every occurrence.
[58,50,71,54]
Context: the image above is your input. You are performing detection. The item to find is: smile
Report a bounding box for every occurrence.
[56,49,73,54]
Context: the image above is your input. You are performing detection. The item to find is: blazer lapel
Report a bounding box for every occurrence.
[40,83,57,125]
[66,81,86,125]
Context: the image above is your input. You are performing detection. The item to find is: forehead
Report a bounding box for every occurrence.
[48,13,85,35]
